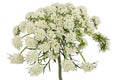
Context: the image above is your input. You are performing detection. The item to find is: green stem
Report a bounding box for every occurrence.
[60,39,67,59]
[63,46,67,59]
[79,52,86,62]
[77,48,86,62]
[58,54,62,80]
[21,34,29,38]
[20,46,27,55]
[43,59,51,73]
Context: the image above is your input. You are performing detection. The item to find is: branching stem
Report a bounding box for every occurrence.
[20,46,27,55]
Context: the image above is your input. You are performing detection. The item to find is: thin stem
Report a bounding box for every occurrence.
[20,46,27,55]
[43,59,51,73]
[60,39,67,59]
[77,48,86,62]
[79,52,86,62]
[63,45,67,59]
[21,34,29,38]
[58,54,62,80]
[69,55,81,68]
[39,51,49,63]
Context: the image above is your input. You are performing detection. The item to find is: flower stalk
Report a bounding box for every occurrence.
[58,54,62,80]
[21,34,29,38]
[79,52,86,62]
[20,46,27,55]
[77,48,86,62]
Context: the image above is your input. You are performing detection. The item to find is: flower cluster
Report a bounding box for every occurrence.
[9,3,109,76]
[9,54,24,64]
[80,62,97,72]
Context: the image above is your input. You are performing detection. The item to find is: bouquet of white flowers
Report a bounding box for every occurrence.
[9,3,109,80]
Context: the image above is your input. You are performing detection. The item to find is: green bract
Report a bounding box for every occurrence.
[9,3,109,80]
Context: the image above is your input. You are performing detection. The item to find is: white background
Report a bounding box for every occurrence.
[0,0,120,80]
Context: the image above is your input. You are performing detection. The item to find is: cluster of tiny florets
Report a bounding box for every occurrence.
[9,3,109,76]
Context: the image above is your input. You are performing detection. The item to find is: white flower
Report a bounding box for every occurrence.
[12,36,22,49]
[63,20,74,30]
[26,51,39,63]
[92,16,101,26]
[44,6,56,15]
[19,21,27,32]
[77,6,87,15]
[65,3,75,11]
[29,63,43,76]
[80,62,97,72]
[51,40,60,53]
[65,31,76,42]
[35,12,45,18]
[38,42,50,52]
[36,8,45,13]
[8,54,24,64]
[48,22,56,29]
[85,22,95,34]
[50,13,57,21]
[25,37,37,48]
[71,8,81,19]
[13,26,20,36]
[65,46,77,55]
[48,52,59,60]
[62,60,75,72]
[51,3,60,7]
[36,20,48,29]
[57,4,68,14]
[46,30,56,41]
[26,22,36,34]
[34,28,46,41]
[82,15,90,22]
[63,15,74,29]
[34,11,45,19]
[25,12,35,19]
[35,8,45,18]
[55,27,64,37]
[53,16,63,27]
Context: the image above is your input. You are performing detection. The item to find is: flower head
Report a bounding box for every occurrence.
[25,12,35,20]
[63,15,74,30]
[25,37,37,48]
[34,28,46,41]
[92,16,101,27]
[46,30,56,41]
[35,8,45,19]
[13,26,20,36]
[50,40,60,53]
[19,21,27,32]
[26,51,39,63]
[38,42,50,52]
[12,36,22,49]
[8,54,24,64]
[48,23,56,30]
[65,46,77,55]
[62,60,75,72]
[48,52,59,60]
[29,63,43,76]
[36,20,48,29]
[26,22,36,34]
[80,62,97,72]
[78,6,87,15]
[65,31,76,42]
